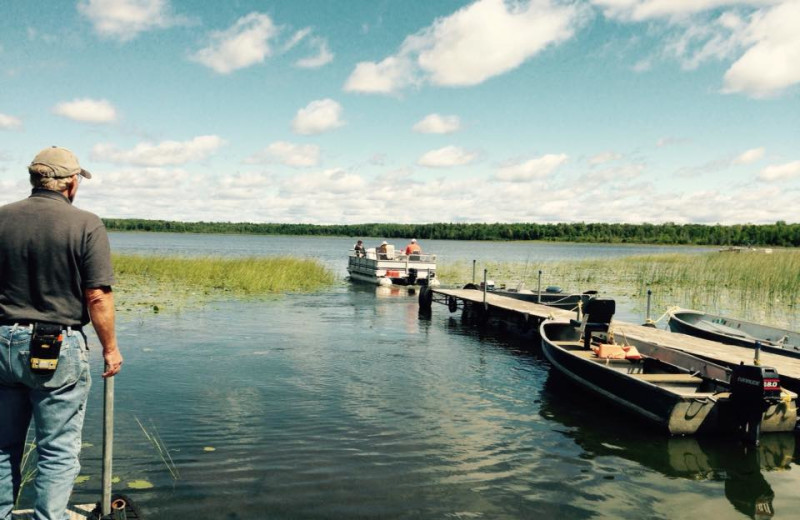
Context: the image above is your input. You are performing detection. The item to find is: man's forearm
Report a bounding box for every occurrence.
[85,287,118,353]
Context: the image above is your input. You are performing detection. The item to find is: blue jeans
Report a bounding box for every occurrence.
[0,325,91,520]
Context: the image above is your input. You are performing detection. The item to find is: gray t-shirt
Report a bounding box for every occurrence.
[0,189,115,326]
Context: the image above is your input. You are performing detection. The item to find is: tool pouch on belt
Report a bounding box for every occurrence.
[30,323,64,374]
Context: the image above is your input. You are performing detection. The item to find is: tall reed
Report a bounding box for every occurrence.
[438,250,799,327]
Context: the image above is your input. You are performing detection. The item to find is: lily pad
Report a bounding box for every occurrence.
[203,446,216,452]
[128,479,154,489]
[75,475,90,484]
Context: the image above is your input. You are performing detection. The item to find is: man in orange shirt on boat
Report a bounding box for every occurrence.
[405,238,421,255]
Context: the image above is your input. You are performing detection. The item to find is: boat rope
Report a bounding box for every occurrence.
[546,293,585,305]
[647,305,682,326]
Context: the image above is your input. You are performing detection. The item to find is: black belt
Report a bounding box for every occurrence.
[0,321,82,332]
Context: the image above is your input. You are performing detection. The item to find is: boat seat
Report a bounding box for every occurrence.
[379,244,395,260]
[635,373,703,384]
[579,299,616,349]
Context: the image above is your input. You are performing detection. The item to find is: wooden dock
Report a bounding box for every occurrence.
[12,504,94,519]
[430,288,800,391]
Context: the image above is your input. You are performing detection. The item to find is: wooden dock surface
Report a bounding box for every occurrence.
[433,288,800,383]
[13,504,94,519]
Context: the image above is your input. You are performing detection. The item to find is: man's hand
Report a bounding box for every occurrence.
[103,346,123,378]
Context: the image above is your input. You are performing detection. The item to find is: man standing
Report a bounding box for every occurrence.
[0,146,123,520]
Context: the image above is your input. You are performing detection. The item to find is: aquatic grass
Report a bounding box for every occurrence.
[114,254,335,294]
[135,417,180,480]
[14,430,37,509]
[438,250,800,328]
[112,254,336,310]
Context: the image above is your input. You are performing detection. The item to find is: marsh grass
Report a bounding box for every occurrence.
[113,254,336,310]
[135,417,179,480]
[14,430,37,508]
[439,250,799,328]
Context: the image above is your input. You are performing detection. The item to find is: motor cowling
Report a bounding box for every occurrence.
[730,363,782,445]
[731,364,782,404]
[407,268,418,285]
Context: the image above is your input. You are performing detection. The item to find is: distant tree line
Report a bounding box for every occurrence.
[101,219,800,247]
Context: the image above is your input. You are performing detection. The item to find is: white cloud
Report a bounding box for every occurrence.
[78,0,182,41]
[282,28,334,68]
[495,154,568,181]
[245,141,320,167]
[191,12,276,74]
[591,0,773,22]
[91,135,225,166]
[656,136,690,147]
[723,1,800,97]
[733,146,765,165]
[214,172,275,200]
[291,99,345,135]
[344,0,587,94]
[96,166,191,189]
[283,28,311,52]
[594,1,800,98]
[0,113,22,130]
[758,160,800,181]
[53,98,118,124]
[295,38,334,68]
[418,146,477,167]
[344,56,417,94]
[412,114,461,134]
[589,151,623,165]
[280,168,366,195]
[664,12,746,71]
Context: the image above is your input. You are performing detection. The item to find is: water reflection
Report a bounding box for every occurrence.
[540,375,794,519]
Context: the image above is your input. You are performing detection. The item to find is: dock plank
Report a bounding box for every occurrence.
[432,288,800,384]
[435,288,576,320]
[13,504,94,519]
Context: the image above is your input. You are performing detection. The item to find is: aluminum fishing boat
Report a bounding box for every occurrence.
[540,300,797,439]
[668,309,800,358]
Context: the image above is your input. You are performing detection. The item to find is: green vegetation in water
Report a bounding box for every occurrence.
[439,250,799,328]
[74,475,90,485]
[103,218,800,247]
[135,417,180,480]
[127,480,154,490]
[14,433,37,509]
[113,254,336,311]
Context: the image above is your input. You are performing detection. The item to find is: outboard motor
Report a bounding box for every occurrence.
[407,268,418,285]
[730,363,782,445]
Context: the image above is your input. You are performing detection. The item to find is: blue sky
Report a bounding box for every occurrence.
[1,0,798,224]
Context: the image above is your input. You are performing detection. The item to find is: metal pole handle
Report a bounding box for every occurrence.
[102,375,115,516]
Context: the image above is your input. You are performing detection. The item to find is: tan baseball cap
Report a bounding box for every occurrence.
[29,146,92,179]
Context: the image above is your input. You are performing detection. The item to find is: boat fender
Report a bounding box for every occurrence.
[448,296,458,313]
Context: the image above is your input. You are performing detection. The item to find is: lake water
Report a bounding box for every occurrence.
[19,233,798,519]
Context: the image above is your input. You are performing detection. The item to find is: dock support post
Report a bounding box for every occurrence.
[483,269,488,310]
[472,260,476,284]
[537,270,542,303]
[102,376,115,517]
[646,289,652,322]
